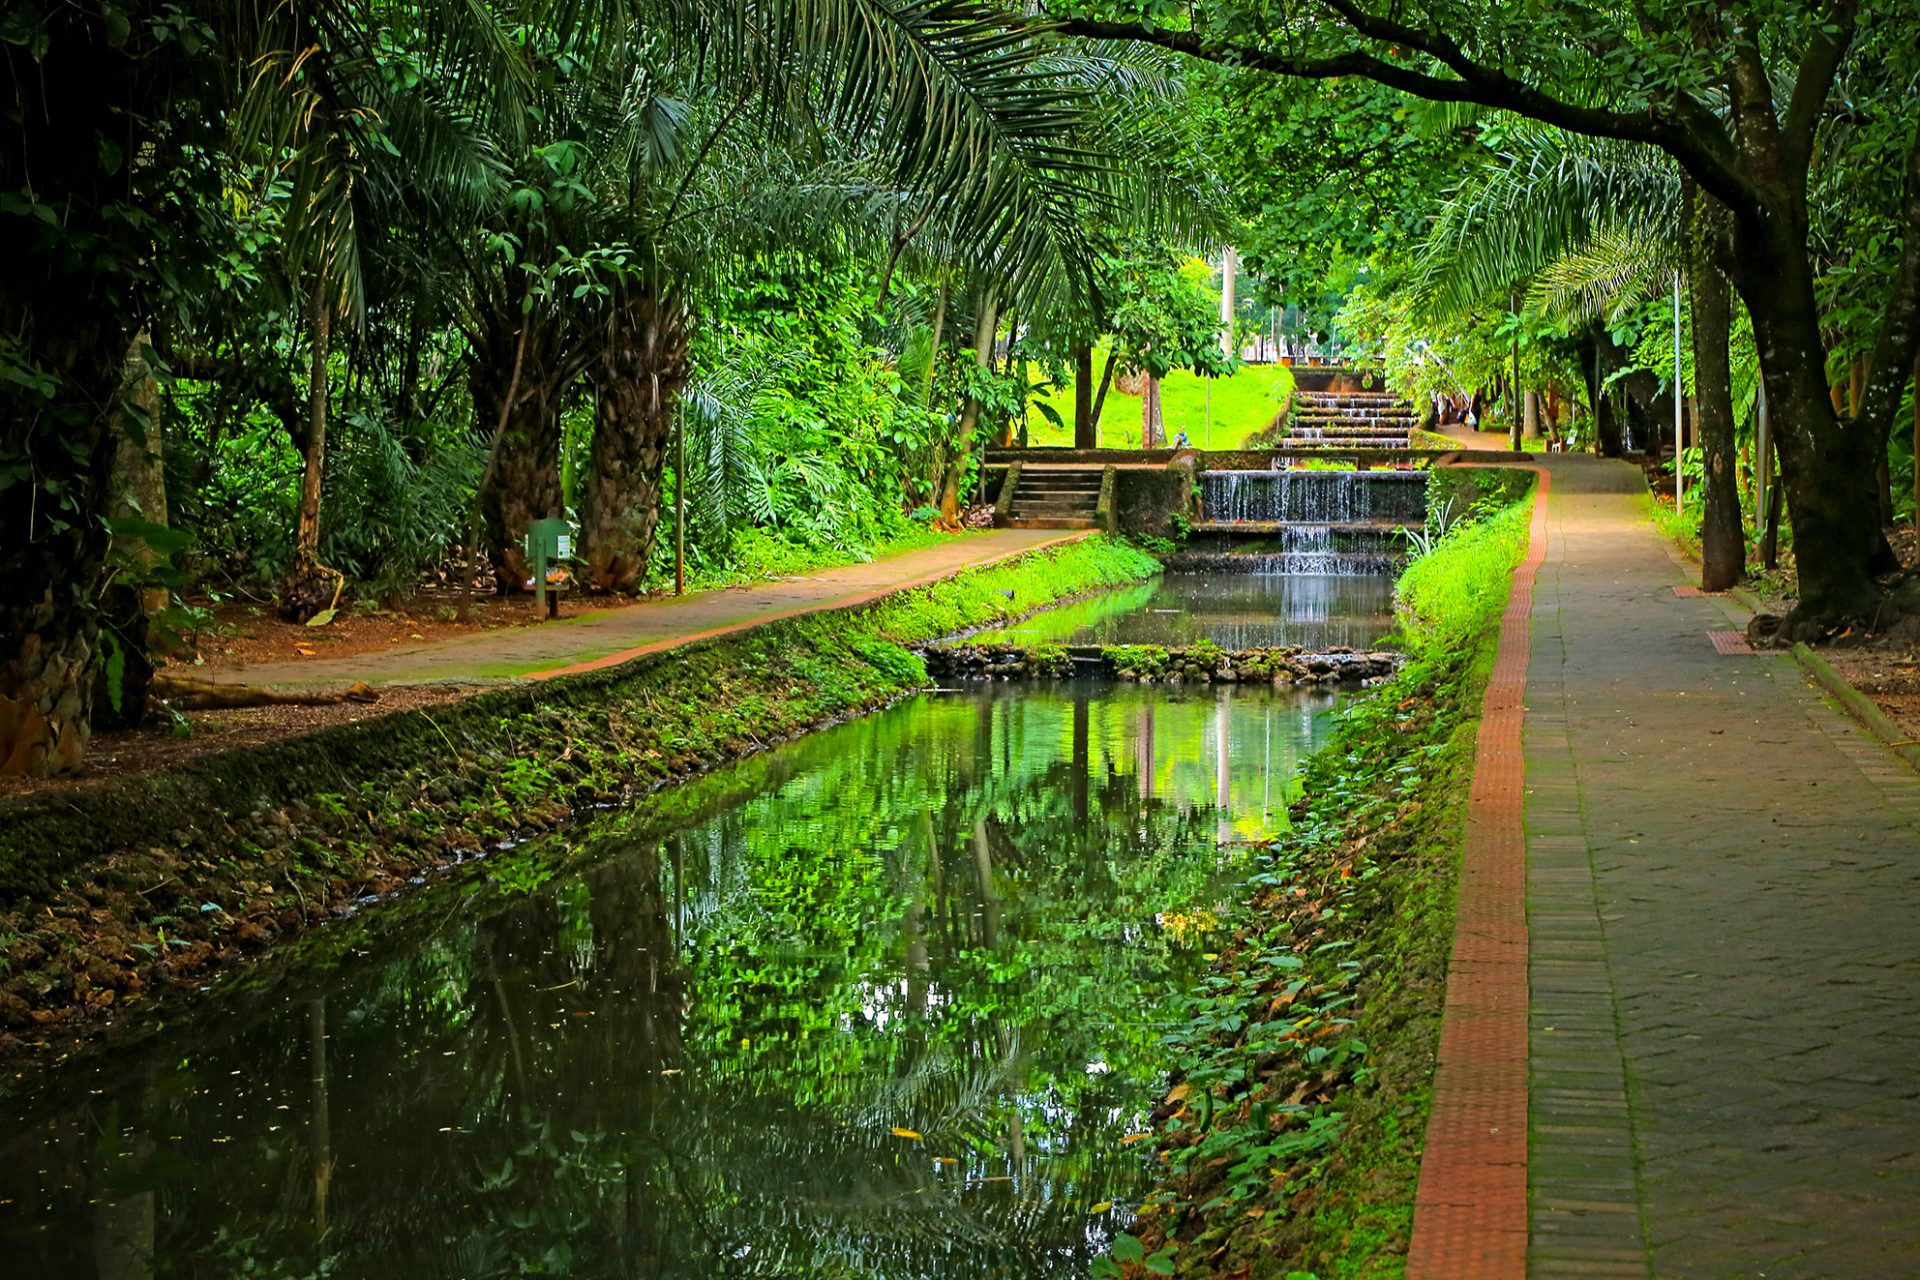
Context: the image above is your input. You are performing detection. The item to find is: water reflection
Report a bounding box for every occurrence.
[1,684,1335,1280]
[972,574,1396,651]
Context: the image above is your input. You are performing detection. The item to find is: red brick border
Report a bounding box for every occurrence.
[1405,466,1550,1278]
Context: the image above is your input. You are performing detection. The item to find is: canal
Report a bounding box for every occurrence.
[1,579,1396,1279]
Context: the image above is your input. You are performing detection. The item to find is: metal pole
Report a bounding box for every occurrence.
[674,406,686,596]
[1673,270,1685,513]
[1511,288,1522,452]
[1755,376,1770,534]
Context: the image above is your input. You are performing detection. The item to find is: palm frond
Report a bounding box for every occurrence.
[1530,223,1677,326]
[1411,125,1682,318]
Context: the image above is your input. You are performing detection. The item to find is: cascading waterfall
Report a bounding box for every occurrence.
[1177,469,1428,575]
[1200,470,1426,524]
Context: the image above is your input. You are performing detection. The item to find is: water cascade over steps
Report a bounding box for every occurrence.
[1176,468,1427,575]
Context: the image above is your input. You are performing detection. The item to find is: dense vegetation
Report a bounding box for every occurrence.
[0,536,1158,1036]
[0,2,1242,776]
[1065,1,1920,621]
[13,3,1916,777]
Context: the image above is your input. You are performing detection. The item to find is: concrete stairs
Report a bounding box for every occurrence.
[1000,467,1101,528]
[1282,389,1415,449]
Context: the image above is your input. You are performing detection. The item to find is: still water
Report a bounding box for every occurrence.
[972,573,1396,651]
[1,680,1341,1279]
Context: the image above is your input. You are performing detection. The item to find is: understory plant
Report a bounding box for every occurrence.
[1108,483,1533,1278]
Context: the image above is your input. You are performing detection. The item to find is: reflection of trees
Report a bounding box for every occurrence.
[3,683,1334,1280]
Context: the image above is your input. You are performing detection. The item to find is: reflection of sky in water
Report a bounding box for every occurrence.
[3,680,1342,1280]
[974,573,1397,650]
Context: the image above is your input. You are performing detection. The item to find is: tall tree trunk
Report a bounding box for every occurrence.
[580,289,691,594]
[1730,227,1883,623]
[1072,342,1096,449]
[0,10,145,775]
[1141,374,1163,448]
[281,294,334,622]
[473,309,572,593]
[1585,329,1624,457]
[940,291,999,525]
[1690,196,1745,592]
[94,331,168,730]
[1089,346,1120,428]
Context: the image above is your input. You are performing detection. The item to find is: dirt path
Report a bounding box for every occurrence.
[1410,454,1920,1277]
[201,529,1088,691]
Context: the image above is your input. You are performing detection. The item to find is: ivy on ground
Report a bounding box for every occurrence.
[1105,490,1533,1280]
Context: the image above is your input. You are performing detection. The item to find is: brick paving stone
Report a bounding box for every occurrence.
[1521,456,1920,1278]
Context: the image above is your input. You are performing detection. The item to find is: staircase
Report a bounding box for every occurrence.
[1280,389,1415,449]
[999,467,1101,528]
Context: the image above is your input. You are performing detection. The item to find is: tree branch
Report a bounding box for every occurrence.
[1046,13,1759,214]
[1857,119,1920,446]
[1781,0,1858,175]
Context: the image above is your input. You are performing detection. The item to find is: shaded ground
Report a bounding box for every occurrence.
[1,529,1082,800]
[193,590,565,672]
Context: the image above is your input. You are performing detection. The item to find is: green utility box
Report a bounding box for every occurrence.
[525,518,572,617]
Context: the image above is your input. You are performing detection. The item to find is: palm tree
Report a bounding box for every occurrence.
[0,0,1135,772]
[1408,125,1748,590]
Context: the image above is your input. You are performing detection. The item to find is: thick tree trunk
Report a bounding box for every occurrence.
[1690,200,1745,592]
[280,295,334,622]
[1731,229,1882,623]
[579,290,691,594]
[473,308,575,593]
[1141,374,1164,448]
[94,332,169,730]
[1072,342,1096,449]
[940,291,999,525]
[0,12,158,774]
[476,385,562,594]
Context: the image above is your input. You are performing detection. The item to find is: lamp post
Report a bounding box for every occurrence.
[1510,288,1522,452]
[1673,269,1684,514]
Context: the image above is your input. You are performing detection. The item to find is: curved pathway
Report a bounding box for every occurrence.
[201,529,1087,690]
[1415,453,1920,1278]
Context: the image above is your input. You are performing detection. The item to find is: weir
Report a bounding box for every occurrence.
[1181,468,1427,575]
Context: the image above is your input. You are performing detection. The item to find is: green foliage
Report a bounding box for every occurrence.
[1397,488,1535,650]
[1121,480,1534,1273]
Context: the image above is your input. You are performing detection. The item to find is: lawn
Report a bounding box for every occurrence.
[1025,354,1295,450]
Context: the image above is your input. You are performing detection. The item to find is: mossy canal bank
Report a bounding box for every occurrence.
[1112,481,1535,1280]
[0,536,1159,1061]
[3,592,1358,1277]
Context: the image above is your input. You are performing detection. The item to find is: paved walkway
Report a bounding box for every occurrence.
[1409,453,1920,1277]
[1523,456,1920,1278]
[1413,460,1920,1280]
[206,529,1086,690]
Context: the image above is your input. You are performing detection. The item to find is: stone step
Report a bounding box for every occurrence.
[1002,516,1098,530]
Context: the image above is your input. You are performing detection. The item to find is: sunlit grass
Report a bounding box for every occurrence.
[1025,352,1295,450]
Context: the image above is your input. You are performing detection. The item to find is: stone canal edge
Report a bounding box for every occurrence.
[1404,466,1549,1277]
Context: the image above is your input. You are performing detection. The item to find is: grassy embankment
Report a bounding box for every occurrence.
[1106,474,1535,1280]
[1025,354,1295,450]
[0,536,1160,1055]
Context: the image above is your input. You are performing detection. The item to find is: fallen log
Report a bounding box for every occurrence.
[151,674,381,710]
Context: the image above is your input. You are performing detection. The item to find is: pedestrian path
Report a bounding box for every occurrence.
[1526,456,1920,1277]
[205,529,1086,690]
[1412,453,1920,1278]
